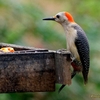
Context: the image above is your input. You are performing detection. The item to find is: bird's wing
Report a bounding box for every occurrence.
[73,25,90,84]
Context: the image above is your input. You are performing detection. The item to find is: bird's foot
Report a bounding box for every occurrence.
[57,49,71,54]
[57,48,67,53]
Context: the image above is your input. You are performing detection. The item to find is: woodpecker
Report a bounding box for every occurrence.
[43,12,90,92]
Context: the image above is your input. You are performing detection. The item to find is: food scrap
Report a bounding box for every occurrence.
[0,47,15,53]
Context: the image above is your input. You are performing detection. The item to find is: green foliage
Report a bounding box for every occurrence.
[0,0,99,100]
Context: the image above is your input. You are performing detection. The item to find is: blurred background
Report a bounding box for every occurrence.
[0,0,100,100]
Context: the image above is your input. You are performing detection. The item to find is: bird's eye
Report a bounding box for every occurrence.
[56,15,60,18]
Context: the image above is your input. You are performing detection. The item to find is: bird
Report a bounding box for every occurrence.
[43,12,90,93]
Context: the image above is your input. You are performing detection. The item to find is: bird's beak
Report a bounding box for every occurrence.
[43,17,55,21]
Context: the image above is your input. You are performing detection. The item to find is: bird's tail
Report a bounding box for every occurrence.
[82,71,88,84]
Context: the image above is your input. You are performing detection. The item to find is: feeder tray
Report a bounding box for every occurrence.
[0,43,71,93]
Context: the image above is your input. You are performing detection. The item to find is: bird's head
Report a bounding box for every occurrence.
[43,12,75,24]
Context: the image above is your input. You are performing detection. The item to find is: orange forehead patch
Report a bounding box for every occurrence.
[65,12,74,22]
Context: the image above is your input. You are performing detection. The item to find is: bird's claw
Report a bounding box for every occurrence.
[57,49,71,54]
